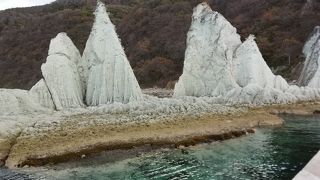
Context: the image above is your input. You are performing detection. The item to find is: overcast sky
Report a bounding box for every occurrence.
[0,0,56,11]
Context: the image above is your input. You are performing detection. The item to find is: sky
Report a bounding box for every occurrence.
[0,0,56,11]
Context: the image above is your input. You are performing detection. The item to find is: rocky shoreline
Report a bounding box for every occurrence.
[0,107,281,168]
[1,101,320,169]
[1,1,320,172]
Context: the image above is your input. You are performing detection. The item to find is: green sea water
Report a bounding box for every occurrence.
[1,115,320,180]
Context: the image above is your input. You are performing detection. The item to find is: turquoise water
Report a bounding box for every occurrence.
[1,115,320,180]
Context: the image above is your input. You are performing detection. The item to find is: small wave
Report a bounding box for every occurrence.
[0,168,39,180]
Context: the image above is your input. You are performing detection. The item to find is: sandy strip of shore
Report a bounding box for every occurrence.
[4,108,283,168]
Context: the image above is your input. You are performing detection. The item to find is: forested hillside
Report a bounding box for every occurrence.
[0,0,319,89]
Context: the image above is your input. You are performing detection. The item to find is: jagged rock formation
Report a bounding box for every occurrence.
[0,32,86,115]
[1,0,320,90]
[298,26,320,88]
[0,1,144,114]
[2,1,320,116]
[227,35,296,104]
[174,2,320,105]
[83,1,143,106]
[174,3,241,97]
[41,33,85,110]
[233,35,289,91]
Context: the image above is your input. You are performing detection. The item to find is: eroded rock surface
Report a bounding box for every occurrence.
[41,33,85,110]
[174,2,241,97]
[83,1,143,105]
[298,26,320,88]
[174,2,320,105]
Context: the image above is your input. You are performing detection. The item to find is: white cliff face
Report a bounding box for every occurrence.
[83,1,143,106]
[41,33,85,110]
[174,2,320,105]
[174,2,241,97]
[29,79,55,109]
[298,26,320,88]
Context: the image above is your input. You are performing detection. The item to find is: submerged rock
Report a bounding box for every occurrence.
[83,1,142,105]
[298,26,320,88]
[41,33,85,110]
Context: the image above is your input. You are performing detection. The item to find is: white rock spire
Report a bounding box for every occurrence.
[298,26,320,88]
[174,2,320,105]
[233,35,289,91]
[83,1,143,105]
[174,2,241,97]
[41,33,85,110]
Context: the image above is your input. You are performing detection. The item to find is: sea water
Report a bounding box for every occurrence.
[1,115,320,180]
